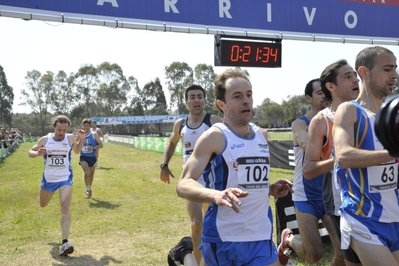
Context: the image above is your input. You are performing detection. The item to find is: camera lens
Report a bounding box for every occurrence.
[375,94,399,157]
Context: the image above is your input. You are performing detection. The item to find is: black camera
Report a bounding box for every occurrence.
[375,94,399,157]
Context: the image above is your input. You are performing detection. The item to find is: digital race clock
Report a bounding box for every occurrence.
[214,35,282,68]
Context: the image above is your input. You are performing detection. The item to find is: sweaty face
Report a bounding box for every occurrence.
[185,90,205,115]
[368,52,398,97]
[53,123,69,140]
[333,64,360,102]
[220,77,253,125]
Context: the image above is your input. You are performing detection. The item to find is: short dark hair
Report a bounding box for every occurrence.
[52,115,71,127]
[304,78,320,97]
[355,46,394,77]
[320,59,348,102]
[185,85,205,100]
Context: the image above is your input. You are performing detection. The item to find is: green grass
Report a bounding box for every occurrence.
[268,131,293,140]
[0,142,333,265]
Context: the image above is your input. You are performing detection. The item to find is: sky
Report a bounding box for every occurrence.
[2,16,399,114]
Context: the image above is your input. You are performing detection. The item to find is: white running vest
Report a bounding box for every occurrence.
[43,133,72,182]
[180,113,212,163]
[202,123,272,242]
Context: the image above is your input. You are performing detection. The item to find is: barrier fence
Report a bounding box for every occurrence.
[23,136,39,143]
[0,139,22,161]
[107,134,183,155]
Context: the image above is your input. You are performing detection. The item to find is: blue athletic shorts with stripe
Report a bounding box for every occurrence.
[41,176,73,193]
[294,200,326,219]
[200,240,278,266]
[341,211,399,252]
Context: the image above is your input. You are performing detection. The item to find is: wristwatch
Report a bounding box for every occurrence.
[160,163,168,169]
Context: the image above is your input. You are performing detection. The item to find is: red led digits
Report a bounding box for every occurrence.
[230,45,251,62]
[216,37,282,68]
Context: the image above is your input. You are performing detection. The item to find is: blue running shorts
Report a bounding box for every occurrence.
[341,211,399,252]
[294,200,326,219]
[41,176,73,193]
[79,156,97,167]
[200,240,278,266]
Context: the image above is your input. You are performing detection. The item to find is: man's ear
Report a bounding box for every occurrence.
[325,81,335,93]
[216,99,226,113]
[357,66,368,79]
[305,94,312,104]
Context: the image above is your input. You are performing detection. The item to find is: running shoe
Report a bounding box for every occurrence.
[167,236,193,266]
[277,228,293,265]
[85,190,92,199]
[59,241,74,256]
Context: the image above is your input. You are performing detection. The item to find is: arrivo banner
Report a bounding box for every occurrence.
[0,0,398,41]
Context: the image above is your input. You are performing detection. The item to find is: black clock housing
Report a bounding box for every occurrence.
[215,36,282,68]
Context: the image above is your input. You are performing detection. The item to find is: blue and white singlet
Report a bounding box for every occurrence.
[180,113,212,164]
[336,101,399,222]
[81,133,98,158]
[202,123,272,242]
[43,133,72,182]
[292,115,324,202]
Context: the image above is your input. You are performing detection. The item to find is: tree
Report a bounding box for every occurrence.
[260,100,284,127]
[51,70,76,115]
[193,64,218,114]
[165,62,193,114]
[11,112,42,136]
[96,62,131,116]
[281,95,307,125]
[141,78,168,115]
[119,76,145,134]
[0,65,14,127]
[139,78,168,133]
[20,70,54,134]
[73,64,99,118]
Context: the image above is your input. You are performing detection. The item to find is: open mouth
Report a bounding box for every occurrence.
[242,109,251,114]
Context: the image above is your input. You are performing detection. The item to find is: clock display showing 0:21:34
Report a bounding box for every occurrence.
[220,39,282,67]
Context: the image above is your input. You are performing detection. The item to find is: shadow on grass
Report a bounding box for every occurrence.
[49,242,123,266]
[88,198,121,209]
[96,166,114,170]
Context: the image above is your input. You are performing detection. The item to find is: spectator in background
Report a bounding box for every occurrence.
[0,128,4,148]
[2,131,11,153]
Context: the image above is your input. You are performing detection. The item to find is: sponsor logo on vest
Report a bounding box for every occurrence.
[231,143,245,149]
